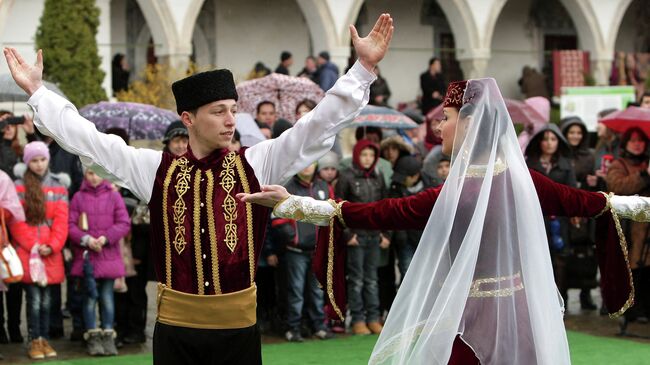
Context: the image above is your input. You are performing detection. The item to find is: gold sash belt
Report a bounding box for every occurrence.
[156,283,257,329]
[468,272,524,298]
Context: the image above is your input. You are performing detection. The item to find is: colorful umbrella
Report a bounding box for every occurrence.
[236,74,324,122]
[349,105,418,130]
[79,101,178,140]
[601,107,650,136]
[426,98,549,126]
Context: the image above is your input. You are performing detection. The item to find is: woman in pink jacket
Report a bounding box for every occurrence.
[9,141,68,360]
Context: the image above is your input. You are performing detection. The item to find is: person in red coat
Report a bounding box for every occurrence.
[240,79,650,365]
[9,141,68,360]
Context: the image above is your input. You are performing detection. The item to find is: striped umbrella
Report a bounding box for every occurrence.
[349,105,418,130]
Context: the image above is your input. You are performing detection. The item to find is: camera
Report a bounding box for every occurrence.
[0,115,25,130]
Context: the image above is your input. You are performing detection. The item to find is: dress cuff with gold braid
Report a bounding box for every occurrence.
[273,195,339,226]
[597,192,636,318]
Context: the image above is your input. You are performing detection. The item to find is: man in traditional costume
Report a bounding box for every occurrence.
[240,78,650,364]
[4,14,394,365]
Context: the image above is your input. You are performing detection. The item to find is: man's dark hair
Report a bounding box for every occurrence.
[256,101,276,115]
[281,51,292,62]
[355,126,383,141]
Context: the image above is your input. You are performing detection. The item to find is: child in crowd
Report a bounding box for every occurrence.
[68,167,130,356]
[9,141,68,360]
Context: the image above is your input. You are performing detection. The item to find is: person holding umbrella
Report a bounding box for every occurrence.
[4,13,394,365]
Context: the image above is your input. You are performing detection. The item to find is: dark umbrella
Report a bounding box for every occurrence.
[0,74,67,102]
[79,101,178,140]
[349,105,418,130]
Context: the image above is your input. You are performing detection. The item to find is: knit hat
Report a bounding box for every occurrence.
[172,69,238,115]
[163,120,189,144]
[391,155,422,184]
[23,141,49,164]
[317,151,339,171]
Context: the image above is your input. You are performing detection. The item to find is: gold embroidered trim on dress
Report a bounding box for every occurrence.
[220,152,238,252]
[234,155,255,285]
[599,192,635,318]
[465,159,508,178]
[193,169,204,295]
[469,272,524,298]
[162,158,183,287]
[326,199,347,321]
[206,170,221,294]
[173,158,193,255]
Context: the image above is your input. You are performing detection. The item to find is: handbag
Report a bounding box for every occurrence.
[0,208,24,283]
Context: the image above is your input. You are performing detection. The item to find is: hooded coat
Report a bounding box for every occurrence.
[68,179,130,279]
[336,140,385,238]
[561,118,595,189]
[525,124,576,188]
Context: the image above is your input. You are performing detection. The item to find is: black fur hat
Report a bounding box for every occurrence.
[172,69,238,115]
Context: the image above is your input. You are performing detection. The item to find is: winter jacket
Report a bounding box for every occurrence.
[318,62,339,92]
[606,155,650,269]
[561,118,596,189]
[0,139,18,179]
[272,176,330,252]
[68,180,130,279]
[9,168,69,285]
[388,180,425,249]
[336,140,386,237]
[420,71,445,114]
[48,142,84,197]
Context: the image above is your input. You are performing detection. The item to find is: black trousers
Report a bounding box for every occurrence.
[115,263,149,337]
[153,322,261,365]
[0,282,23,334]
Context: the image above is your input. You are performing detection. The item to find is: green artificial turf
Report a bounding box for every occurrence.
[44,331,650,365]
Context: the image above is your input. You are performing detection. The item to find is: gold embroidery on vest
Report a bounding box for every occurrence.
[192,169,204,295]
[206,170,222,294]
[234,155,255,285]
[173,158,193,255]
[162,158,183,287]
[220,152,238,252]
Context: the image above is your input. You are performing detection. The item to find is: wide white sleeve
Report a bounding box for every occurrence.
[273,195,335,227]
[244,60,376,186]
[610,195,650,222]
[27,87,162,202]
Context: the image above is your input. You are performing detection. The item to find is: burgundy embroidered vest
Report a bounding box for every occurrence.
[148,147,271,295]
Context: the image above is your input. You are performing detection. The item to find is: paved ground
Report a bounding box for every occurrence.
[0,285,648,363]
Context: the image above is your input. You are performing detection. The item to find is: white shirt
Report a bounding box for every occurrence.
[27,61,376,203]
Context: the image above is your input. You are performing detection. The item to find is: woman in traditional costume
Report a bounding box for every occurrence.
[239,78,650,365]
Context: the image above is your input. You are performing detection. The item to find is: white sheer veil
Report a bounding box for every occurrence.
[369,78,570,365]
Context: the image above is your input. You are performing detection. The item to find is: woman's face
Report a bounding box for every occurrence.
[626,132,646,156]
[3,124,16,140]
[540,131,559,156]
[296,104,312,119]
[566,125,583,147]
[439,107,459,156]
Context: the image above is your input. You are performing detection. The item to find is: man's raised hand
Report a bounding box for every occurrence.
[351,13,394,73]
[4,48,44,96]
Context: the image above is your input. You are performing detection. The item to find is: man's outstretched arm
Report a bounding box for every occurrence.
[245,14,394,186]
[4,48,161,202]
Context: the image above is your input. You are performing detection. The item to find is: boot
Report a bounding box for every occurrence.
[28,338,44,360]
[367,322,383,334]
[352,322,371,335]
[40,338,57,358]
[102,329,119,356]
[580,290,597,310]
[0,328,8,344]
[84,329,105,356]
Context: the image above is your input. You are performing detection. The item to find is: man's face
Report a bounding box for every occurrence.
[284,57,294,67]
[256,104,277,126]
[168,135,189,156]
[28,156,49,176]
[182,100,237,151]
[359,148,376,170]
[430,60,441,74]
[317,56,327,66]
[404,173,421,188]
[318,167,337,183]
[641,96,650,109]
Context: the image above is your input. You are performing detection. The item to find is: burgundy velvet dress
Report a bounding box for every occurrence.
[314,169,632,364]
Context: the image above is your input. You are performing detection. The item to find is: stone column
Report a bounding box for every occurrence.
[458,57,490,80]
